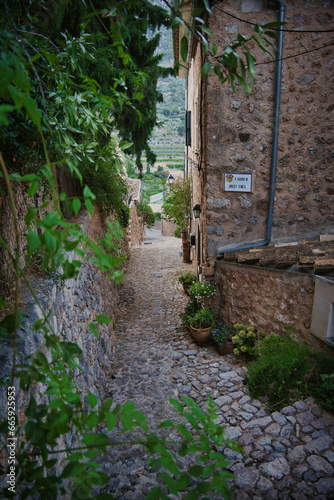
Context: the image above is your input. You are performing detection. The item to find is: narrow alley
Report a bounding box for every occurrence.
[97,230,334,500]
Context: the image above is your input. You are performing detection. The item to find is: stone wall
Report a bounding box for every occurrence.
[161,219,177,236]
[213,260,322,347]
[189,0,334,257]
[128,201,145,246]
[0,209,128,421]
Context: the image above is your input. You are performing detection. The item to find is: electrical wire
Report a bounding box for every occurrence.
[213,3,334,34]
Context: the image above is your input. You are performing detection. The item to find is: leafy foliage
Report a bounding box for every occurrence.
[231,324,266,358]
[188,307,216,330]
[211,323,235,348]
[137,201,156,227]
[162,178,191,231]
[0,1,285,497]
[176,1,285,93]
[246,334,334,410]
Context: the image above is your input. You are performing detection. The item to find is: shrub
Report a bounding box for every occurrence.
[232,323,266,358]
[307,350,334,412]
[136,202,155,226]
[82,153,128,224]
[246,334,312,408]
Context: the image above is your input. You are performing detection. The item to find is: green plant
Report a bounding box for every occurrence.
[177,272,196,286]
[307,350,334,412]
[312,374,334,412]
[232,324,266,358]
[137,202,156,227]
[246,334,312,408]
[189,281,216,300]
[189,307,216,331]
[162,178,191,231]
[180,296,202,325]
[212,323,235,348]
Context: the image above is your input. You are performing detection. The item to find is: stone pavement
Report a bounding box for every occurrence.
[98,231,334,499]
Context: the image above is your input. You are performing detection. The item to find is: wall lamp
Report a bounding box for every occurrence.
[193,204,201,219]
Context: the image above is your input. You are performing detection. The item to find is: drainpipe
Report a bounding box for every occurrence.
[218,0,285,256]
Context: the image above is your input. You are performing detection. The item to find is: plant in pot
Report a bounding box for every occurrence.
[177,272,196,295]
[188,308,216,345]
[212,323,235,355]
[188,281,216,304]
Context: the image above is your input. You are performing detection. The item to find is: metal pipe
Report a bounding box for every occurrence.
[218,0,285,255]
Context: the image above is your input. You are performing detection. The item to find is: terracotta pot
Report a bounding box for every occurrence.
[217,341,233,355]
[189,325,212,345]
[200,263,215,276]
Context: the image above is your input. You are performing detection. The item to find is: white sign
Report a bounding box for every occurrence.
[224,173,252,193]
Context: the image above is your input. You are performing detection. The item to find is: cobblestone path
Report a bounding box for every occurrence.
[99,231,334,499]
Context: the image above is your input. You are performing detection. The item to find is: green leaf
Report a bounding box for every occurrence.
[191,8,204,17]
[44,211,60,227]
[44,230,57,252]
[159,472,178,494]
[119,140,133,150]
[158,419,174,429]
[262,21,286,29]
[244,50,256,89]
[106,412,117,431]
[264,30,278,40]
[188,465,204,477]
[172,16,183,28]
[199,26,213,37]
[27,231,40,253]
[144,486,163,500]
[175,473,190,491]
[87,392,98,409]
[23,95,42,129]
[89,322,99,338]
[176,423,192,441]
[83,185,96,200]
[168,398,184,414]
[180,36,188,63]
[25,205,37,226]
[201,61,211,80]
[203,0,212,16]
[253,35,274,57]
[27,181,40,198]
[85,198,94,216]
[95,314,112,324]
[82,433,109,447]
[214,64,227,84]
[73,198,81,217]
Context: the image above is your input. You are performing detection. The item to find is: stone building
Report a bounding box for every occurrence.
[174,0,334,349]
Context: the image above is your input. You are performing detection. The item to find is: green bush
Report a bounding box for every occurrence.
[82,154,128,225]
[239,329,334,412]
[307,350,334,412]
[137,202,156,227]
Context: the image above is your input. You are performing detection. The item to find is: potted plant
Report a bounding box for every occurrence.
[177,272,196,295]
[188,281,216,302]
[232,323,266,359]
[188,308,216,345]
[212,323,235,355]
[180,281,216,344]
